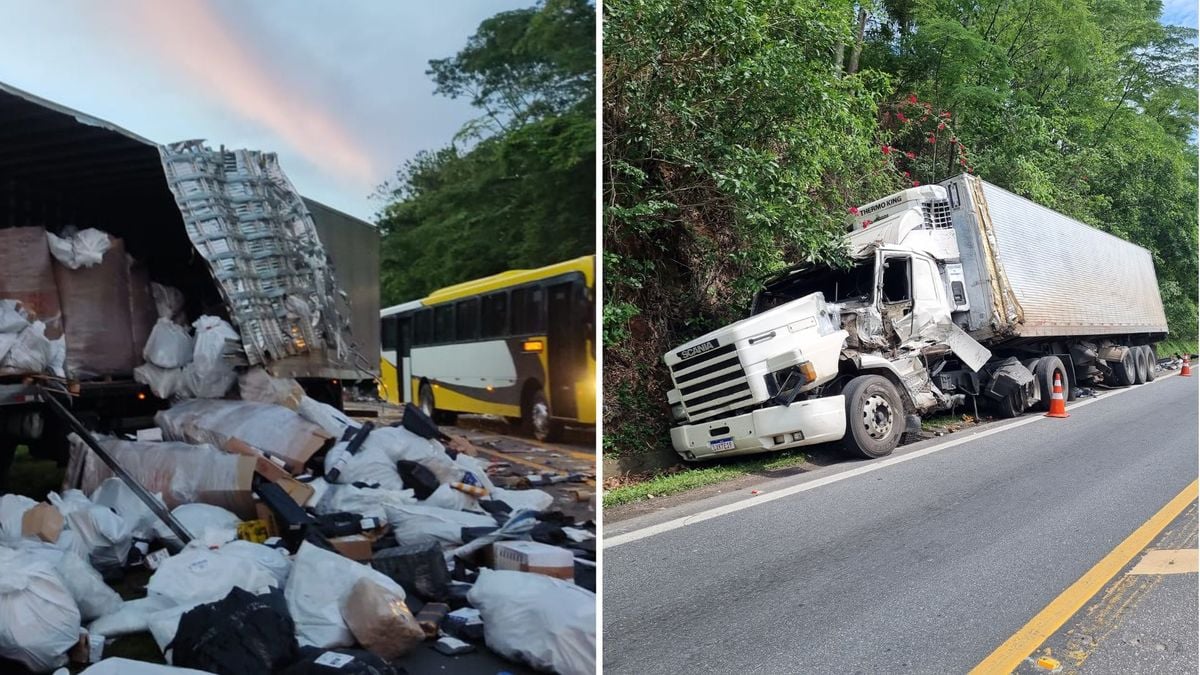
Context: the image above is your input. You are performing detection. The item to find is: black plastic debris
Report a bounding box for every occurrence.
[168,587,299,675]
[278,646,406,675]
[372,538,450,601]
[396,460,440,500]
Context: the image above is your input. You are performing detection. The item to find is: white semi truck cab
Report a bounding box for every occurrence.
[664,176,1168,461]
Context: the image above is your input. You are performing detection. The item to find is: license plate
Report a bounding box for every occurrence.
[709,437,735,452]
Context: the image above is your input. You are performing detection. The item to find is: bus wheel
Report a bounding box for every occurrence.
[419,382,457,427]
[527,390,562,442]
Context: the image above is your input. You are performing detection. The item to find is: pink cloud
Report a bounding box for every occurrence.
[127,0,376,184]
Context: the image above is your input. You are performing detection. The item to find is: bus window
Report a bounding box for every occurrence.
[481,292,508,337]
[381,316,398,351]
[414,309,432,346]
[513,285,545,335]
[434,304,454,343]
[456,298,480,341]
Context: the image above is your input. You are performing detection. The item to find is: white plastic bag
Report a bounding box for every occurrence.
[188,316,239,398]
[4,539,120,622]
[159,503,241,548]
[143,319,193,369]
[296,395,358,438]
[135,363,191,399]
[150,283,186,324]
[383,503,497,547]
[285,541,406,648]
[90,478,163,541]
[468,569,596,675]
[48,490,133,571]
[146,546,277,607]
[80,657,212,675]
[88,595,176,638]
[315,483,416,522]
[490,486,555,513]
[0,493,36,541]
[424,483,482,512]
[0,549,81,672]
[323,440,407,492]
[216,540,292,587]
[0,299,29,333]
[46,228,111,269]
[0,320,53,374]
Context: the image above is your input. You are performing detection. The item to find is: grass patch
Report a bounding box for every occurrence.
[3,445,64,499]
[1156,338,1197,358]
[920,414,960,431]
[603,450,807,508]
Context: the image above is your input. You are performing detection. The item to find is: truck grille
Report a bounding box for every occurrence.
[669,343,754,422]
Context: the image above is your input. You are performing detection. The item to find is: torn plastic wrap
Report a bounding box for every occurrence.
[45,228,111,270]
[157,141,349,368]
[0,226,63,339]
[66,436,256,519]
[51,231,136,379]
[0,548,81,673]
[155,399,333,473]
[238,368,305,409]
[284,541,406,649]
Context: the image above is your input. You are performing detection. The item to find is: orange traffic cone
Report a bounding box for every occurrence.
[1045,372,1069,418]
[1181,355,1192,377]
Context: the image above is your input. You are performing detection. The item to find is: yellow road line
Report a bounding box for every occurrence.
[970,478,1199,674]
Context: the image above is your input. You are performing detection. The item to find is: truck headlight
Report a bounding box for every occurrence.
[670,402,687,423]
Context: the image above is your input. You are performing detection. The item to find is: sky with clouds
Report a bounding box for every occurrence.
[0,0,531,221]
[1161,0,1199,28]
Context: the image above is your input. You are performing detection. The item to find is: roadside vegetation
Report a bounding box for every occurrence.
[374,0,595,306]
[603,450,807,508]
[603,0,1198,473]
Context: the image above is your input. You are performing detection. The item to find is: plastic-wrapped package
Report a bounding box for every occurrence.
[371,538,450,601]
[383,503,497,548]
[218,540,292,587]
[238,368,304,409]
[45,228,111,270]
[490,486,554,513]
[47,490,133,571]
[88,595,176,638]
[423,483,482,512]
[151,283,186,324]
[155,399,332,473]
[170,587,299,674]
[339,578,424,660]
[0,320,55,376]
[158,504,241,548]
[147,546,278,607]
[144,319,194,369]
[284,542,406,648]
[90,478,165,542]
[322,440,406,492]
[134,363,190,399]
[314,484,415,523]
[0,548,81,672]
[67,435,256,519]
[128,257,158,363]
[188,316,239,398]
[0,227,63,339]
[52,232,135,379]
[296,396,358,438]
[0,493,37,541]
[2,540,118,621]
[0,299,28,333]
[467,568,596,675]
[454,452,497,493]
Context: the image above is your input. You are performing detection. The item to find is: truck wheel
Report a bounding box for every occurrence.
[992,389,1027,418]
[1032,356,1068,412]
[1109,350,1137,387]
[842,375,903,459]
[1142,345,1157,381]
[418,382,457,426]
[526,389,562,442]
[1133,347,1148,384]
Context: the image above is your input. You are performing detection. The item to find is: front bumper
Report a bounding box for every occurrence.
[670,396,847,461]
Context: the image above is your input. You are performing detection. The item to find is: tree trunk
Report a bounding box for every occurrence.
[847,7,869,75]
[834,39,845,73]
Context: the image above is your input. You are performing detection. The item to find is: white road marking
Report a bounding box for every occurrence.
[605,371,1182,548]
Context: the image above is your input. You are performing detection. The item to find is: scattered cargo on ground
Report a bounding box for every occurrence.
[0,82,595,675]
[665,173,1170,461]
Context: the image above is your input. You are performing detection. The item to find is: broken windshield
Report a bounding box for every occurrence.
[751,262,875,315]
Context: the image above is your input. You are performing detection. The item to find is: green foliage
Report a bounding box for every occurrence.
[605,0,1198,462]
[603,449,807,507]
[377,0,595,305]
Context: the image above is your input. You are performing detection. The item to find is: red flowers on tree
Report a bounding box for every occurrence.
[881,145,892,155]
[907,93,918,104]
[849,206,860,215]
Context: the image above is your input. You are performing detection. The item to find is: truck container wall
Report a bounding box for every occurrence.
[944,174,1169,340]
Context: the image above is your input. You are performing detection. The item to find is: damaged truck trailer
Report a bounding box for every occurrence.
[0,82,379,483]
[665,173,1168,461]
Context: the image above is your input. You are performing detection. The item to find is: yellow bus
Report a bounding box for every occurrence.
[379,255,595,440]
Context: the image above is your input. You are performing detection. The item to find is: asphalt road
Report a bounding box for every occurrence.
[603,373,1198,674]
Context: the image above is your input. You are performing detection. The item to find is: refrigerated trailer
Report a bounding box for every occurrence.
[664,173,1168,461]
[0,81,379,477]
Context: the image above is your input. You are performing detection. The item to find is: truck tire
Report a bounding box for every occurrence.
[1142,345,1157,381]
[1032,356,1068,412]
[1109,350,1137,387]
[526,389,562,442]
[841,375,903,459]
[1133,347,1149,384]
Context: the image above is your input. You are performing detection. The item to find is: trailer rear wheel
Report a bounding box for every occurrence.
[1142,346,1157,382]
[1109,350,1137,387]
[842,375,903,459]
[1133,347,1149,384]
[1032,356,1068,412]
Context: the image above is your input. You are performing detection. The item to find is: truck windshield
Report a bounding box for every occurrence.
[752,262,874,315]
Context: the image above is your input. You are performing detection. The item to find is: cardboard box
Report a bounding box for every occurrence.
[276,476,315,507]
[157,400,333,473]
[330,534,373,562]
[254,502,281,538]
[493,541,574,580]
[21,503,63,543]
